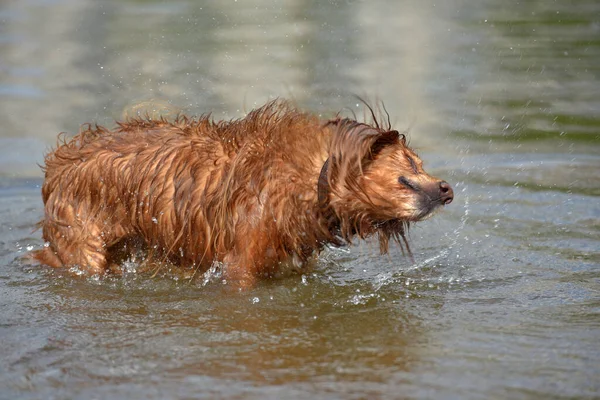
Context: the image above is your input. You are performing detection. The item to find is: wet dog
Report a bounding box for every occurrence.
[33,100,453,287]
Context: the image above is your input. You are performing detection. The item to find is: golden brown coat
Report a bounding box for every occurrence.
[33,100,453,287]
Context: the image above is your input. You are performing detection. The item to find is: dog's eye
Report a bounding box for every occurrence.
[398,176,417,191]
[407,156,418,174]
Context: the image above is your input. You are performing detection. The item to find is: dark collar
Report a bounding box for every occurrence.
[317,157,330,208]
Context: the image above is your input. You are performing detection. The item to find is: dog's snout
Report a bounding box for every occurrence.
[439,181,453,205]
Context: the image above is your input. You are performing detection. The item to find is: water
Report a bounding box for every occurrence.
[1,0,599,399]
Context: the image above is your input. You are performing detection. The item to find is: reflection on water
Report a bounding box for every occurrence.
[1,0,599,398]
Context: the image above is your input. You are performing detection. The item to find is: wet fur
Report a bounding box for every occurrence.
[33,100,450,287]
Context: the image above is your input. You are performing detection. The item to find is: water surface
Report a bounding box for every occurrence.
[1,0,599,399]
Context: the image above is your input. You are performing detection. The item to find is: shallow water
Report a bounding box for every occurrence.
[1,0,599,399]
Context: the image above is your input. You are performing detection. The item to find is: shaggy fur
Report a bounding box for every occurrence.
[32,100,453,287]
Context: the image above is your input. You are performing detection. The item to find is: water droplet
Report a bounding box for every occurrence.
[251,297,260,304]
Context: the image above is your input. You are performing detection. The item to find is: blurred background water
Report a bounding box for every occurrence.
[1,0,599,399]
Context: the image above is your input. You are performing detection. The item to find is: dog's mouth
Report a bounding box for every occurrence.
[413,197,445,221]
[398,177,454,221]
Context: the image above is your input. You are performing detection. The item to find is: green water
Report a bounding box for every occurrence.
[1,1,598,399]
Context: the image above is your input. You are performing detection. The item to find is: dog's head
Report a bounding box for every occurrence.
[322,117,453,253]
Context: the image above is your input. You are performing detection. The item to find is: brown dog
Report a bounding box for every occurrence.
[33,100,453,287]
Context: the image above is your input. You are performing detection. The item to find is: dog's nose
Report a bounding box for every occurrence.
[439,181,453,205]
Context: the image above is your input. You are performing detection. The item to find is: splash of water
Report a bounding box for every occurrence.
[373,186,470,291]
[201,261,223,286]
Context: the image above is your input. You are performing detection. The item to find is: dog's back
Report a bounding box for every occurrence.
[36,102,331,280]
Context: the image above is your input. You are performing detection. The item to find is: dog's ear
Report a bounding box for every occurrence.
[324,119,402,202]
[370,129,401,159]
[327,118,400,167]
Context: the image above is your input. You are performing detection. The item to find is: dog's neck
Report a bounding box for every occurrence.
[316,157,394,249]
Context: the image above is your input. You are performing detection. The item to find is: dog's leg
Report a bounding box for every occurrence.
[39,202,111,275]
[41,222,108,275]
[223,252,257,290]
[222,227,271,290]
